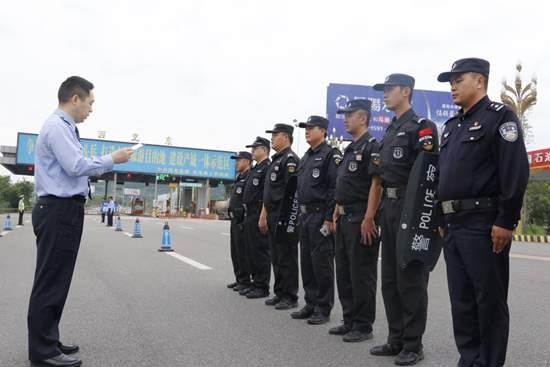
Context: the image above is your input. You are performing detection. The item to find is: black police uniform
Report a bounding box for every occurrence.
[438,57,529,367]
[295,118,341,319]
[334,129,380,334]
[376,106,439,353]
[242,138,272,296]
[228,154,251,288]
[263,131,299,306]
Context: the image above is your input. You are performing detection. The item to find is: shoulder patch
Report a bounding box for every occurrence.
[499,121,519,142]
[488,102,505,112]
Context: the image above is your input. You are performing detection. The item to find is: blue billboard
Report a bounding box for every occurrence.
[16,133,236,180]
[326,83,459,141]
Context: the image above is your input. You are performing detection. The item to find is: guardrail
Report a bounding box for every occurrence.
[513,234,550,244]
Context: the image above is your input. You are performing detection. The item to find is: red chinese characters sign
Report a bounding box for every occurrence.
[528,148,550,171]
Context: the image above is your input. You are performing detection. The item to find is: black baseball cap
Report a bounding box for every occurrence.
[265,123,294,135]
[230,151,253,160]
[337,99,372,114]
[245,136,270,148]
[298,115,329,129]
[373,73,415,91]
[438,58,490,82]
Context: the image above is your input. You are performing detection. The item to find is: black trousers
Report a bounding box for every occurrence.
[299,210,334,316]
[335,213,379,333]
[244,210,271,292]
[379,196,429,352]
[19,210,24,225]
[107,210,114,226]
[230,218,251,285]
[443,221,510,367]
[28,197,84,361]
[101,212,106,223]
[267,209,298,302]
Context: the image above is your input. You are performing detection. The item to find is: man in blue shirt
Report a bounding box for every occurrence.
[28,76,133,367]
[106,196,115,226]
[100,198,109,223]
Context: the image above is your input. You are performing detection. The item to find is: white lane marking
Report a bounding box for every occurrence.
[0,231,10,236]
[511,253,550,262]
[182,226,194,230]
[221,232,230,236]
[165,252,212,270]
[124,232,133,237]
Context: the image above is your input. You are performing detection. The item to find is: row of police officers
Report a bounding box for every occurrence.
[226,58,529,367]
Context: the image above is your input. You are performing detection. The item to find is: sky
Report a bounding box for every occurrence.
[1,0,549,178]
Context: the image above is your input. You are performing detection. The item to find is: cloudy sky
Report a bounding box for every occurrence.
[1,0,548,177]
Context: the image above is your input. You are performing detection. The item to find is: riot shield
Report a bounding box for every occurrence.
[275,175,300,243]
[396,151,442,272]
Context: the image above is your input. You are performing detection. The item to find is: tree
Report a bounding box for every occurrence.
[0,176,35,209]
[524,180,550,229]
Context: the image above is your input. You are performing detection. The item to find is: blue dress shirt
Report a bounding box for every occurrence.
[34,109,114,198]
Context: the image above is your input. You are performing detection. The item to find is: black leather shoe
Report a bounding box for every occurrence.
[342,329,373,342]
[290,306,314,319]
[274,299,298,310]
[226,282,238,289]
[58,343,79,355]
[246,289,269,299]
[265,296,280,306]
[233,284,250,292]
[307,313,330,325]
[239,287,253,296]
[328,324,351,335]
[31,353,82,367]
[370,343,402,356]
[395,350,424,366]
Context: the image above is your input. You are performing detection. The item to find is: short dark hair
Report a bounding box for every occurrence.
[58,76,94,104]
[283,132,293,145]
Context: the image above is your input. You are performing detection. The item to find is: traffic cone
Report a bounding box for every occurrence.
[131,218,143,238]
[158,222,174,252]
[115,216,123,232]
[4,214,13,231]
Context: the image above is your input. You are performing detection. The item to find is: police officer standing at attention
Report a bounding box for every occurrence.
[106,196,115,227]
[370,74,439,365]
[241,137,272,299]
[259,124,300,310]
[330,99,382,342]
[291,116,341,325]
[28,76,133,367]
[437,58,529,367]
[227,151,253,294]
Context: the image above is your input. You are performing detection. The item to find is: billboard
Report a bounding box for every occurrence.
[16,133,236,180]
[326,83,458,141]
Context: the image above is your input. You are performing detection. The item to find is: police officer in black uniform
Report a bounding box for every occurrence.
[330,99,382,342]
[227,151,252,294]
[241,137,272,299]
[291,116,341,325]
[260,124,300,310]
[437,58,529,367]
[370,74,439,365]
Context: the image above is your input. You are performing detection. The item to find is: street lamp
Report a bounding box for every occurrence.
[326,127,344,151]
[500,62,537,142]
[500,62,538,233]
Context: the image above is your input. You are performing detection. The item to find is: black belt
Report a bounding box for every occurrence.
[299,203,326,215]
[39,195,86,203]
[441,197,498,215]
[383,187,404,200]
[243,203,261,215]
[336,202,367,216]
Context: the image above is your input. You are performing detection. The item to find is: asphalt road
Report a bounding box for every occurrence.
[1,215,549,367]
